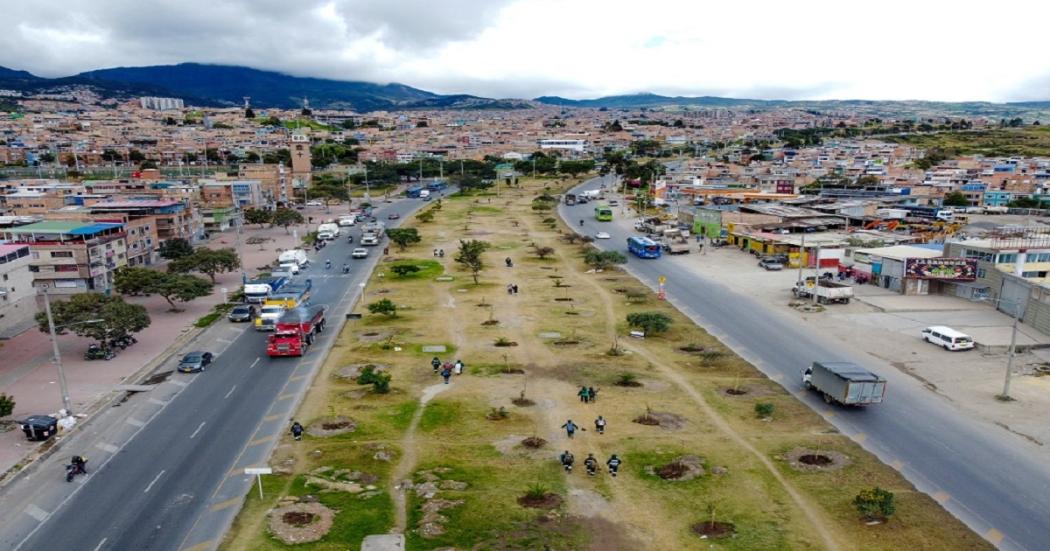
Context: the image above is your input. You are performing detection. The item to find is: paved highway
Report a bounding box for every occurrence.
[563,175,1050,551]
[0,197,428,551]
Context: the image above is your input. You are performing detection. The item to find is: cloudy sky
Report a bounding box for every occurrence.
[1,0,1048,102]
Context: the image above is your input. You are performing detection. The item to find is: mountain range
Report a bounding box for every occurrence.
[0,63,1047,117]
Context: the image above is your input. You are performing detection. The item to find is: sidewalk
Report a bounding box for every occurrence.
[0,217,311,477]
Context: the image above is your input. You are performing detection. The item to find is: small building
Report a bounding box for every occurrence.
[2,221,128,294]
[851,244,977,295]
[0,243,38,337]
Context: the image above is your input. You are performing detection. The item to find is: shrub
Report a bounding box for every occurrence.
[754,402,775,418]
[853,487,896,520]
[194,312,222,328]
[0,393,15,417]
[357,365,392,394]
[367,298,397,317]
[390,264,421,277]
[525,484,549,499]
[626,312,672,334]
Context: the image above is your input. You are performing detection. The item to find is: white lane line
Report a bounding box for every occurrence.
[189,422,206,439]
[92,537,107,551]
[24,504,48,522]
[125,418,145,427]
[143,470,165,493]
[216,338,233,344]
[148,397,167,406]
[250,357,260,369]
[95,442,119,454]
[224,385,237,399]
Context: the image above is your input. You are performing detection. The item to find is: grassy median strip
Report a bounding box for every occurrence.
[221,178,991,551]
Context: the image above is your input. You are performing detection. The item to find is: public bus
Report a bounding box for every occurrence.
[595,204,613,221]
[627,236,662,259]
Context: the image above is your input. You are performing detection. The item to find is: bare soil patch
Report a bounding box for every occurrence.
[724,387,748,396]
[691,521,735,539]
[783,447,852,472]
[651,455,705,481]
[512,397,536,406]
[521,436,547,448]
[335,363,387,381]
[632,410,686,430]
[481,319,499,326]
[306,416,357,437]
[267,502,335,544]
[518,492,563,509]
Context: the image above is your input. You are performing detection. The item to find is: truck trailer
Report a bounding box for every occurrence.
[267,304,327,357]
[243,277,288,304]
[803,361,886,406]
[792,278,853,304]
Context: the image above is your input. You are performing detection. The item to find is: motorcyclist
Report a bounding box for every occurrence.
[66,455,88,481]
[325,259,332,270]
[290,421,304,441]
[342,263,350,274]
[579,219,584,227]
[606,454,622,477]
[347,235,354,243]
[594,415,607,435]
[584,453,598,476]
[560,450,575,472]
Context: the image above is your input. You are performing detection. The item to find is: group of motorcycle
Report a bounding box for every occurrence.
[83,335,137,361]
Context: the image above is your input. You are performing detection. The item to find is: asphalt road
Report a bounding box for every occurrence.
[9,197,428,551]
[563,175,1050,551]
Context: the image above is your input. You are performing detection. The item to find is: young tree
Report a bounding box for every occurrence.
[151,273,213,312]
[533,245,555,259]
[456,239,490,284]
[243,208,272,227]
[158,238,194,260]
[390,264,421,277]
[625,312,672,335]
[853,487,896,521]
[169,248,241,283]
[385,228,422,251]
[271,207,304,234]
[35,293,151,346]
[367,298,398,317]
[0,393,14,418]
[584,250,628,270]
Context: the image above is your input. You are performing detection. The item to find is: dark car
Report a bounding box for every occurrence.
[21,415,58,441]
[227,304,255,322]
[387,212,400,220]
[178,351,214,373]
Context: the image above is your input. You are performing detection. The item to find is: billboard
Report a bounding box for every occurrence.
[904,258,977,280]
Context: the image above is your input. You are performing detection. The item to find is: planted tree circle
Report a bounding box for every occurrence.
[691,521,735,539]
[784,448,851,472]
[268,502,335,544]
[517,492,563,509]
[283,511,317,526]
[521,436,547,448]
[724,388,749,396]
[653,456,705,481]
[307,416,357,437]
[632,411,686,430]
[800,454,832,466]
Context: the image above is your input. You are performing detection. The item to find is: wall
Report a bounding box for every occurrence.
[0,251,38,337]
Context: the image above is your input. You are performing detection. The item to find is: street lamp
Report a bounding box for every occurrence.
[974,295,1024,401]
[42,290,103,416]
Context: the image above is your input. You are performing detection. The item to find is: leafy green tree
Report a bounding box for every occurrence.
[0,393,14,417]
[271,207,304,234]
[533,245,555,259]
[853,487,896,520]
[139,160,158,170]
[456,239,491,284]
[584,250,627,270]
[244,151,261,163]
[558,160,596,177]
[169,248,241,283]
[390,264,421,277]
[36,293,150,346]
[128,149,146,162]
[367,298,398,317]
[1007,196,1046,208]
[942,191,969,207]
[151,273,213,312]
[625,312,672,335]
[158,238,193,260]
[385,228,421,251]
[450,173,492,192]
[243,208,272,227]
[114,266,162,296]
[262,148,291,165]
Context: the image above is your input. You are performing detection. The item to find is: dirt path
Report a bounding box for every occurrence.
[390,382,449,532]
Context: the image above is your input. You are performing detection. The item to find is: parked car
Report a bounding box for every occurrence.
[387,213,400,220]
[306,200,323,207]
[921,326,975,351]
[178,351,214,373]
[227,304,256,322]
[595,231,611,239]
[608,200,619,206]
[352,248,369,258]
[758,257,784,271]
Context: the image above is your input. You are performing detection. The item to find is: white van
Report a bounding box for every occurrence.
[921,326,975,351]
[278,249,309,268]
[317,223,340,238]
[338,215,356,227]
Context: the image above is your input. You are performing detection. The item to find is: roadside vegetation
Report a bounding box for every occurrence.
[881,125,1050,159]
[222,177,991,551]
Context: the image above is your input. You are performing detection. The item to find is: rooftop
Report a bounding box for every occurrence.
[854,245,944,261]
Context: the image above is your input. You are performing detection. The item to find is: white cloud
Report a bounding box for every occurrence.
[0,0,1047,101]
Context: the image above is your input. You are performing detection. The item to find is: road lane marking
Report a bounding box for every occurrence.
[95,442,119,454]
[277,393,294,401]
[250,357,260,368]
[224,385,237,399]
[143,470,165,493]
[180,540,215,551]
[248,435,273,447]
[24,504,48,522]
[210,498,241,512]
[263,414,281,422]
[189,422,206,439]
[92,538,107,551]
[933,491,950,505]
[125,418,145,427]
[985,529,1004,544]
[290,374,307,381]
[169,379,188,387]
[148,397,168,406]
[216,338,233,344]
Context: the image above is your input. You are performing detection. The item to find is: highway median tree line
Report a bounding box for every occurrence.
[114,267,214,312]
[35,292,151,347]
[385,228,421,251]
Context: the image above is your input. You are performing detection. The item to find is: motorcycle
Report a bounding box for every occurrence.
[325,260,332,270]
[342,264,350,274]
[347,235,354,243]
[84,344,114,361]
[66,456,88,482]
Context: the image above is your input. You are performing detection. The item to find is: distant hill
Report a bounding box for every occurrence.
[534,93,778,109]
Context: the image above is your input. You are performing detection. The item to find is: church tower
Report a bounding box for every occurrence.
[290,133,312,188]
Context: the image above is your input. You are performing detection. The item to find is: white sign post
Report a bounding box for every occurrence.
[244,467,273,499]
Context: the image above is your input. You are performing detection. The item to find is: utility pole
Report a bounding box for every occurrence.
[812,241,823,305]
[797,232,806,283]
[43,291,73,416]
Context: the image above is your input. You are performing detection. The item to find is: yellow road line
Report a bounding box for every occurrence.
[210,497,241,512]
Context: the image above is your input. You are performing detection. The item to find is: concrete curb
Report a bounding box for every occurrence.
[0,324,207,490]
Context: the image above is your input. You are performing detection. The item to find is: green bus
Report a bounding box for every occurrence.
[594,204,613,221]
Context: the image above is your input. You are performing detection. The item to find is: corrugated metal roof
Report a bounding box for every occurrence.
[5,221,84,233]
[67,222,123,235]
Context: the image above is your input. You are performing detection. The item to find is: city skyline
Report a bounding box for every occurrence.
[2,0,1049,103]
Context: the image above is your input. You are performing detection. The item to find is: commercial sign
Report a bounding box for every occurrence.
[904,258,977,281]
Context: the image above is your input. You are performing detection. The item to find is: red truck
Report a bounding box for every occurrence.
[266,304,327,357]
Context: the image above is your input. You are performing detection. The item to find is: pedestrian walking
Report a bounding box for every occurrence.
[441,367,452,384]
[606,454,622,477]
[587,386,598,403]
[594,415,607,435]
[512,284,519,295]
[439,249,445,258]
[561,419,579,438]
[578,386,589,403]
[584,453,598,476]
[290,421,304,441]
[431,356,442,373]
[434,248,439,257]
[454,359,464,375]
[507,283,514,295]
